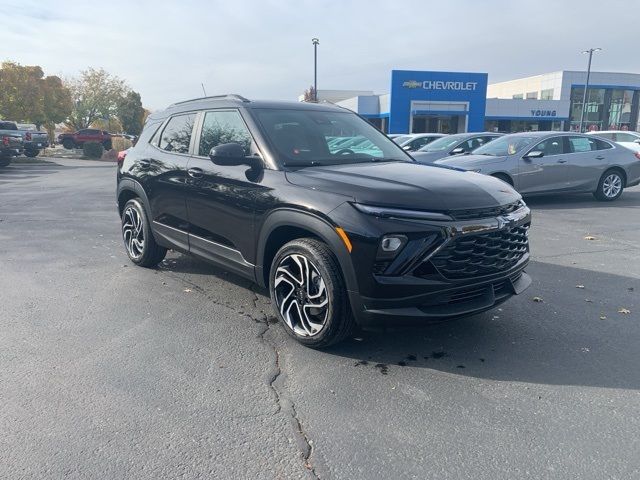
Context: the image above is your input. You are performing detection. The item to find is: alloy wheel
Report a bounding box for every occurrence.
[602,173,622,198]
[273,254,329,337]
[122,205,145,259]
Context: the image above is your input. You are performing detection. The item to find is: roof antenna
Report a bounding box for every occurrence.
[201,83,207,96]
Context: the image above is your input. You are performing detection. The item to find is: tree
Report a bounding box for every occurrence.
[41,75,73,141]
[65,68,127,130]
[0,62,72,140]
[0,62,45,123]
[117,91,145,135]
[303,85,316,102]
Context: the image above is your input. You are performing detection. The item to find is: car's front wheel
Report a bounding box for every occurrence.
[0,157,11,167]
[594,169,624,201]
[62,139,75,150]
[24,149,39,158]
[121,198,167,267]
[270,238,355,348]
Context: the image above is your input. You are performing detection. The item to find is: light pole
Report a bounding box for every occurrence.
[312,38,319,102]
[578,47,602,133]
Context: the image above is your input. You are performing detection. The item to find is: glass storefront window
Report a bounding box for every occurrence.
[608,89,634,130]
[569,87,606,131]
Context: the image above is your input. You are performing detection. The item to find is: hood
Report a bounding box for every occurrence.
[410,151,452,164]
[435,154,508,169]
[285,161,520,211]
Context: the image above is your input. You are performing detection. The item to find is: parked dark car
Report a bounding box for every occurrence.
[117,95,531,347]
[0,123,24,167]
[0,121,47,157]
[58,129,112,150]
[411,132,503,163]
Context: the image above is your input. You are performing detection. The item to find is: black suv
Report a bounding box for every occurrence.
[117,95,531,347]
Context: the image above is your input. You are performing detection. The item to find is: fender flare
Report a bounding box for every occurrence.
[255,208,359,294]
[116,177,153,218]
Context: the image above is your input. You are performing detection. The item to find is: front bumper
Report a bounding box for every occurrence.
[331,201,532,327]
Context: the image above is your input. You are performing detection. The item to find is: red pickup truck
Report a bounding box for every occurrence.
[58,129,112,150]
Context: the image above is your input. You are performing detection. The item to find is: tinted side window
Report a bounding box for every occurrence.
[568,136,596,153]
[159,113,196,154]
[597,132,614,140]
[533,137,565,156]
[594,139,613,150]
[198,110,253,156]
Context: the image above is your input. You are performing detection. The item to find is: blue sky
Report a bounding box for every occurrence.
[2,0,637,110]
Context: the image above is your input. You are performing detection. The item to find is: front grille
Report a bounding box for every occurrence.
[449,201,523,221]
[429,224,529,279]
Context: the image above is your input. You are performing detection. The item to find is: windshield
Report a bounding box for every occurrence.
[419,134,467,152]
[254,108,412,167]
[473,136,538,156]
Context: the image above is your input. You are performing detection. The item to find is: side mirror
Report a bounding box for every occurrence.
[209,143,260,169]
[450,147,465,155]
[524,150,544,159]
[403,145,412,151]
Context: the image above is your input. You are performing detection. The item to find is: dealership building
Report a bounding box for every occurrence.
[318,70,640,134]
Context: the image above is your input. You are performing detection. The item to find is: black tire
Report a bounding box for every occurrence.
[0,157,11,167]
[269,238,355,348]
[62,139,75,150]
[491,173,514,186]
[24,149,39,158]
[103,140,112,151]
[593,169,624,201]
[121,198,167,267]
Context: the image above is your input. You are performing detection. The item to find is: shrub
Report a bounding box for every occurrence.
[111,136,133,152]
[83,141,104,159]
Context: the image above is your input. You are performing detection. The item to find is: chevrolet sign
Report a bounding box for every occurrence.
[402,80,478,91]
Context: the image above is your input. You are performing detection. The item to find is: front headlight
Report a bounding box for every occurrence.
[351,203,453,222]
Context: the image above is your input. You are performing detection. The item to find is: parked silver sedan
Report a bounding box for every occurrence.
[434,132,640,201]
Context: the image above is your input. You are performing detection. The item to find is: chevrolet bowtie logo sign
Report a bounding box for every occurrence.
[402,80,422,89]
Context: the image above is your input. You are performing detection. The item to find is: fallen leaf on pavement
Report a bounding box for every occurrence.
[599,314,607,320]
[584,236,596,240]
[532,296,543,302]
[576,285,585,289]
[618,308,631,314]
[184,288,192,293]
[585,299,593,303]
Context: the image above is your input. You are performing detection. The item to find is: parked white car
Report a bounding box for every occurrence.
[393,133,447,151]
[587,131,640,153]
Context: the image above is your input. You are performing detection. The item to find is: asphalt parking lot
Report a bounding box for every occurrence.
[1,159,638,479]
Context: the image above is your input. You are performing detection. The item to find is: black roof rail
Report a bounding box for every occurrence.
[169,94,250,107]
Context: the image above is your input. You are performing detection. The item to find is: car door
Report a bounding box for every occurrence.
[565,135,614,191]
[184,109,265,278]
[516,135,569,194]
[138,112,196,251]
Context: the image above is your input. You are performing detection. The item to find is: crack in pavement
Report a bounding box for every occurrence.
[157,266,321,478]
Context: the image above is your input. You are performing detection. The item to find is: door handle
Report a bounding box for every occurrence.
[595,155,605,160]
[138,159,150,169]
[188,167,204,178]
[557,159,567,163]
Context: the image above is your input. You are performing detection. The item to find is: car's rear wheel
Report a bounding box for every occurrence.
[121,198,167,267]
[24,149,39,158]
[62,139,75,150]
[594,169,624,201]
[103,140,112,151]
[270,238,355,348]
[0,157,11,167]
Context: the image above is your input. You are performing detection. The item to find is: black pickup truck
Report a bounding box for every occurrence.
[0,128,23,167]
[0,121,49,157]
